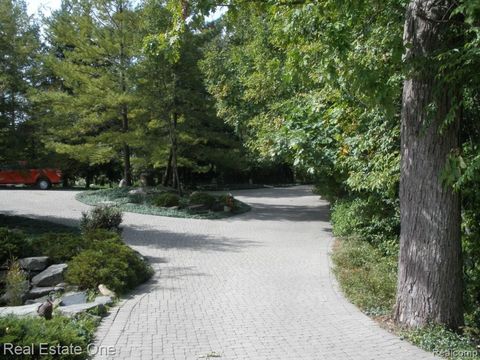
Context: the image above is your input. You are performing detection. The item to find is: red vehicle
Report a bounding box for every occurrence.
[0,162,62,190]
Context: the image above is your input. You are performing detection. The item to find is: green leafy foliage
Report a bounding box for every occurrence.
[331,197,400,256]
[0,228,32,265]
[30,230,120,264]
[80,206,123,234]
[189,192,216,209]
[0,314,99,360]
[5,260,28,306]
[401,325,480,360]
[0,0,40,163]
[152,193,180,207]
[76,188,251,219]
[66,240,153,294]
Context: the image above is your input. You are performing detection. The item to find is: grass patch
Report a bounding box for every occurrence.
[76,187,251,219]
[331,238,397,316]
[332,238,480,357]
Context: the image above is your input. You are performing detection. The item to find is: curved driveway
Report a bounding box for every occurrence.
[0,186,436,360]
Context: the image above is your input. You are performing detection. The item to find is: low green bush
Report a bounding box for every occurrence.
[0,314,98,360]
[331,239,397,315]
[0,228,32,265]
[31,230,120,263]
[331,196,400,256]
[65,240,153,294]
[152,192,180,207]
[189,192,215,209]
[31,233,84,263]
[80,206,123,234]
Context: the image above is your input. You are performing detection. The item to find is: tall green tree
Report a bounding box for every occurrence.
[203,0,480,329]
[139,0,243,191]
[0,0,40,162]
[36,0,141,185]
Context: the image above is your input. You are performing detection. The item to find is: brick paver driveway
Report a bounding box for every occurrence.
[0,186,436,360]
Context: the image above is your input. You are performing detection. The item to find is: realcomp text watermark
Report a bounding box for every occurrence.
[433,349,479,358]
[1,343,116,357]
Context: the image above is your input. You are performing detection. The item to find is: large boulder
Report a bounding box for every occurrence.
[60,291,87,306]
[26,286,57,300]
[128,188,146,196]
[31,264,68,287]
[0,303,39,317]
[19,257,49,272]
[58,296,112,317]
[25,295,50,305]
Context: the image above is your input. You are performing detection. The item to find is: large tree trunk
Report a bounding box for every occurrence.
[119,1,132,186]
[123,142,132,186]
[169,112,182,196]
[394,0,463,329]
[162,147,173,187]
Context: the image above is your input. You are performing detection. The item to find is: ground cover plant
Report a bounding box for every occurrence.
[76,187,251,219]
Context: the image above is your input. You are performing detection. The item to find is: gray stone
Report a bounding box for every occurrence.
[19,257,49,272]
[60,291,87,306]
[58,296,112,316]
[54,283,67,291]
[58,302,105,316]
[31,264,68,287]
[26,286,56,299]
[0,303,39,317]
[128,188,146,195]
[94,295,113,306]
[187,204,209,211]
[25,295,50,305]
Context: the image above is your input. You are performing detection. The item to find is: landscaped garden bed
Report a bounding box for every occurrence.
[76,187,251,219]
[0,210,153,358]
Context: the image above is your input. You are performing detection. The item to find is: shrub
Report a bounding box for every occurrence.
[331,196,400,256]
[217,194,235,207]
[0,228,32,265]
[189,192,215,209]
[152,192,180,207]
[66,241,153,294]
[30,230,120,263]
[0,314,98,360]
[80,206,123,234]
[31,233,84,263]
[82,229,123,245]
[4,260,28,306]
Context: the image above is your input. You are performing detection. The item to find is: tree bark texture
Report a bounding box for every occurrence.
[395,0,463,329]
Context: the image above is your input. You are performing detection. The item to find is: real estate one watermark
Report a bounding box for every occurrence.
[1,343,116,357]
[433,349,479,358]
